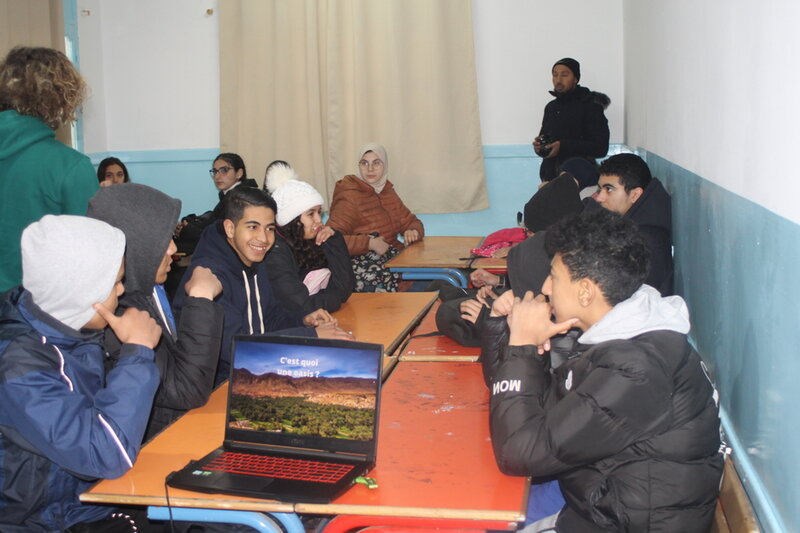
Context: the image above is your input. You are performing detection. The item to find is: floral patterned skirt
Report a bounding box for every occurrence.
[351,247,401,292]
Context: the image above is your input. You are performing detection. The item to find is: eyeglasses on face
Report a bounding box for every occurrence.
[358,159,384,169]
[209,166,233,176]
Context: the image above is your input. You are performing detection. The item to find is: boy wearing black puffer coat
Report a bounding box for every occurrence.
[480,209,722,532]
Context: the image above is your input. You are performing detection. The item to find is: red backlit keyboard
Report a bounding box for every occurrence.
[205,452,353,483]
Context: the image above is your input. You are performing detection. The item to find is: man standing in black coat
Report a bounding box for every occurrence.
[481,209,722,532]
[534,57,610,182]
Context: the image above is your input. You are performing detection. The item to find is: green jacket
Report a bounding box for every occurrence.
[0,110,98,291]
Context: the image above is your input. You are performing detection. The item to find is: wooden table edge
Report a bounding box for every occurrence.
[293,503,526,522]
[79,493,295,513]
[383,292,438,356]
[398,354,480,362]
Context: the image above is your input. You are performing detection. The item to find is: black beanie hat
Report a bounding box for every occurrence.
[561,157,599,190]
[553,57,580,81]
[523,174,584,233]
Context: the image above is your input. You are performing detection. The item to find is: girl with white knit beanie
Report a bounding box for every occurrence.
[263,163,355,313]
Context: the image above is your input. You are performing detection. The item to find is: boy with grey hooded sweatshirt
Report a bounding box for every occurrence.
[0,215,161,531]
[88,184,225,440]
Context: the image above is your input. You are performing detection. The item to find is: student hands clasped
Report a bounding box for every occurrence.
[505,291,577,354]
[470,268,500,288]
[460,284,500,324]
[315,321,356,341]
[303,308,335,326]
[368,235,390,255]
[94,304,162,349]
[302,309,355,340]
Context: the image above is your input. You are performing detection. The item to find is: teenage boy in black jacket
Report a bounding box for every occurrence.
[593,153,674,295]
[481,209,722,532]
[88,184,224,440]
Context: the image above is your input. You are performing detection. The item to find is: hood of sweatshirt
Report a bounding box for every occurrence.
[579,284,690,345]
[0,110,53,161]
[625,177,672,237]
[87,184,181,295]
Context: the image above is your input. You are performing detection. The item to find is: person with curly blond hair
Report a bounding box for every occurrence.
[0,46,98,292]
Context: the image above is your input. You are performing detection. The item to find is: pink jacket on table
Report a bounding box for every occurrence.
[327,175,424,256]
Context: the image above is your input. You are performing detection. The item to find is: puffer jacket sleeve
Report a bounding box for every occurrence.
[388,189,424,240]
[105,293,223,415]
[328,180,370,255]
[479,311,511,387]
[314,231,355,311]
[264,231,356,315]
[264,237,311,313]
[0,342,158,480]
[156,296,223,409]
[487,336,674,478]
[267,231,355,314]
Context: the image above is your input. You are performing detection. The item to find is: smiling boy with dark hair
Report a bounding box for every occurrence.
[174,187,352,385]
[481,209,722,532]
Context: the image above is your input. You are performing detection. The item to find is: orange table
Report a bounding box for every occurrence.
[399,300,481,362]
[81,363,527,531]
[298,361,527,530]
[386,236,482,288]
[471,255,508,273]
[333,292,437,378]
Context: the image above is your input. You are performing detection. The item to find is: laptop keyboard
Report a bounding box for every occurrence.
[206,452,354,483]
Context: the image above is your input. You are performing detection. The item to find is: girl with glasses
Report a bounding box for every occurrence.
[327,142,424,292]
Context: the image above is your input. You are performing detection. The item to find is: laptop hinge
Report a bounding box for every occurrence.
[225,440,368,460]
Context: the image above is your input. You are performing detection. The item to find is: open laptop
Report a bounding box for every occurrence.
[167,334,383,503]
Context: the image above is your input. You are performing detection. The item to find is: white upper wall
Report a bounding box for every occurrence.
[77,0,623,153]
[77,0,219,153]
[624,0,800,224]
[472,0,624,145]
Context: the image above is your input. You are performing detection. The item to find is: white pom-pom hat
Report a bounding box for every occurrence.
[265,164,325,227]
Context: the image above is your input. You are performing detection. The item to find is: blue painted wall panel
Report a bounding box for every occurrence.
[646,150,799,533]
[90,149,221,218]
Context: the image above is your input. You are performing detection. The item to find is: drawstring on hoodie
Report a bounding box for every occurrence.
[241,270,265,334]
[253,273,265,334]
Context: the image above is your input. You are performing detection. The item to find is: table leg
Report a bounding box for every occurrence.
[389,268,467,288]
[147,506,304,533]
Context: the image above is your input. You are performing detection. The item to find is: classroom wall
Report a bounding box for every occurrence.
[472,0,624,146]
[77,0,222,215]
[76,0,624,225]
[624,2,800,532]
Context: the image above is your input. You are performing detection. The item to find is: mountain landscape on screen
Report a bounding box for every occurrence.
[228,368,376,440]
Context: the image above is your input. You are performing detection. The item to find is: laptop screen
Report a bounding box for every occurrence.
[226,335,382,456]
